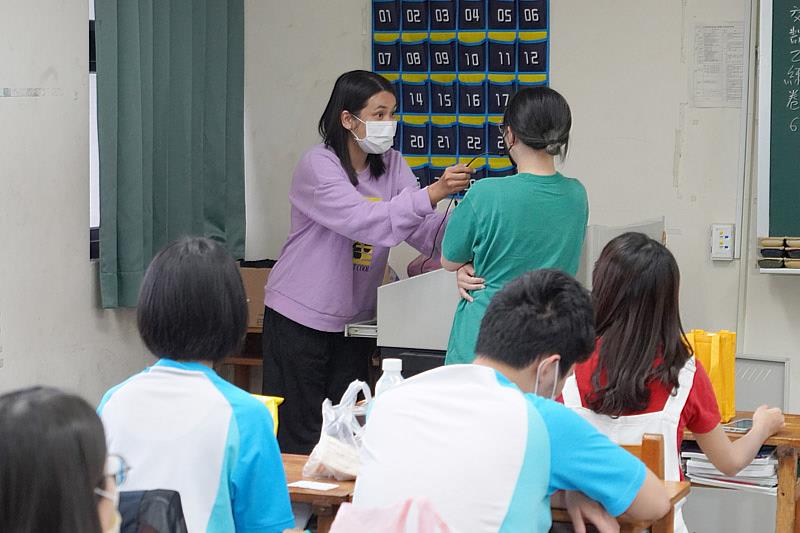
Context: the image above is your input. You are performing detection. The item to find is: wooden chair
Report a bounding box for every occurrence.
[217,331,264,392]
[551,433,676,533]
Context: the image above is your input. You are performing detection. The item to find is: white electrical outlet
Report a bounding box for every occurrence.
[711,223,735,260]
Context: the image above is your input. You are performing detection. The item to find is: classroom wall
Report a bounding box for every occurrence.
[242,0,430,278]
[40,0,784,411]
[5,1,790,412]
[551,0,748,333]
[552,0,800,412]
[741,166,800,410]
[244,0,373,260]
[243,1,751,331]
[0,0,152,404]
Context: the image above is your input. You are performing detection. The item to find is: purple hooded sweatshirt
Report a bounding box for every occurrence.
[265,144,446,332]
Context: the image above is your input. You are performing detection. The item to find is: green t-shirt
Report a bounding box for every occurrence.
[441,172,588,364]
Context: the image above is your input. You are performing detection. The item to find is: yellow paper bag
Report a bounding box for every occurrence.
[686,330,736,423]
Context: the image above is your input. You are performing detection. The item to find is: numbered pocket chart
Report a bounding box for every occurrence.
[373,0,549,195]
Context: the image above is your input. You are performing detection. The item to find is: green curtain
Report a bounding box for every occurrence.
[96,0,245,308]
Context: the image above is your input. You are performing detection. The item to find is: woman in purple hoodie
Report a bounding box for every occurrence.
[262,70,472,453]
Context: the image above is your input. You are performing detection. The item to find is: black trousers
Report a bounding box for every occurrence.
[261,307,375,454]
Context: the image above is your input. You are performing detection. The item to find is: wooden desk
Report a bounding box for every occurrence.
[283,453,686,533]
[684,411,800,533]
[282,454,354,533]
[552,481,690,533]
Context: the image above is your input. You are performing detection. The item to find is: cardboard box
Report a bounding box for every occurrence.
[239,266,271,331]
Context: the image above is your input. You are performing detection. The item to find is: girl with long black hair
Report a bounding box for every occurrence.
[561,232,784,532]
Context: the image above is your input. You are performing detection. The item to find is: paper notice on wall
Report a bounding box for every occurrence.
[691,22,745,108]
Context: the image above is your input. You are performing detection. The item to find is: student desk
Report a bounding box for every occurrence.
[282,454,354,533]
[282,454,689,533]
[684,411,800,533]
[551,481,690,533]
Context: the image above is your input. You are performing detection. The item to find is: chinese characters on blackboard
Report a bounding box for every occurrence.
[786,5,800,131]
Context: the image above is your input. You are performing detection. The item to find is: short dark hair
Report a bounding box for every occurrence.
[588,232,691,416]
[137,236,247,362]
[0,387,106,533]
[475,269,595,376]
[504,86,572,158]
[318,70,396,186]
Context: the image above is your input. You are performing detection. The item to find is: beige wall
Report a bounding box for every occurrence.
[551,0,747,333]
[244,0,373,260]
[551,0,800,411]
[741,180,800,408]
[242,0,428,278]
[3,0,796,410]
[242,4,750,327]
[0,0,152,404]
[244,0,800,410]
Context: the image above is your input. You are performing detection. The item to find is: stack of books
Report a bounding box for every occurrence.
[681,442,778,495]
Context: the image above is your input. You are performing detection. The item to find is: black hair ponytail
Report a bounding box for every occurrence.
[504,86,571,160]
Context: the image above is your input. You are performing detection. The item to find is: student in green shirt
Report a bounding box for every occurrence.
[441,87,588,365]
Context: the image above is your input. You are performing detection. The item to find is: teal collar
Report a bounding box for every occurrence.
[515,171,563,183]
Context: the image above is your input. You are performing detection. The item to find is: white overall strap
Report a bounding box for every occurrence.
[662,357,697,422]
[654,356,696,484]
[560,374,583,408]
[657,357,696,533]
[560,359,696,533]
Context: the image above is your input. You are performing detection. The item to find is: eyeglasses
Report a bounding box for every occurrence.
[94,455,130,501]
[105,454,130,487]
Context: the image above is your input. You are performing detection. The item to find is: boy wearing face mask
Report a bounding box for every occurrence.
[352,270,671,533]
[262,70,472,454]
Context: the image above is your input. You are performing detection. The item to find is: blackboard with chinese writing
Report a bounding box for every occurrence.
[768,0,800,235]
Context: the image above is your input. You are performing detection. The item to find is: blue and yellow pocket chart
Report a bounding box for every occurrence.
[373,0,549,193]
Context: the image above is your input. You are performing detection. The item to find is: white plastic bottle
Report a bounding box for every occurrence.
[375,358,405,397]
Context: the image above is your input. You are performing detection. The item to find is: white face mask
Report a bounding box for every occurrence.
[350,114,397,154]
[533,358,560,399]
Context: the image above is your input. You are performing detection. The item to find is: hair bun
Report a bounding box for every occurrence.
[545,143,562,156]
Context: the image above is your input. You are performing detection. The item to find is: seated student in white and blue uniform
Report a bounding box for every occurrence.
[353,269,671,533]
[98,237,295,533]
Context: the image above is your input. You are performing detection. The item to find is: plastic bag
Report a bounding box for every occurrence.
[302,380,372,481]
[331,499,451,533]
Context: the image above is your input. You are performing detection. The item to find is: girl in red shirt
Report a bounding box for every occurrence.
[560,232,784,532]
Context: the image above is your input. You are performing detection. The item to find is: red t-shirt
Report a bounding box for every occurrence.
[561,346,721,474]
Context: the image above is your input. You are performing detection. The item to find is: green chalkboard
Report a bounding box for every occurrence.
[769,0,800,235]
